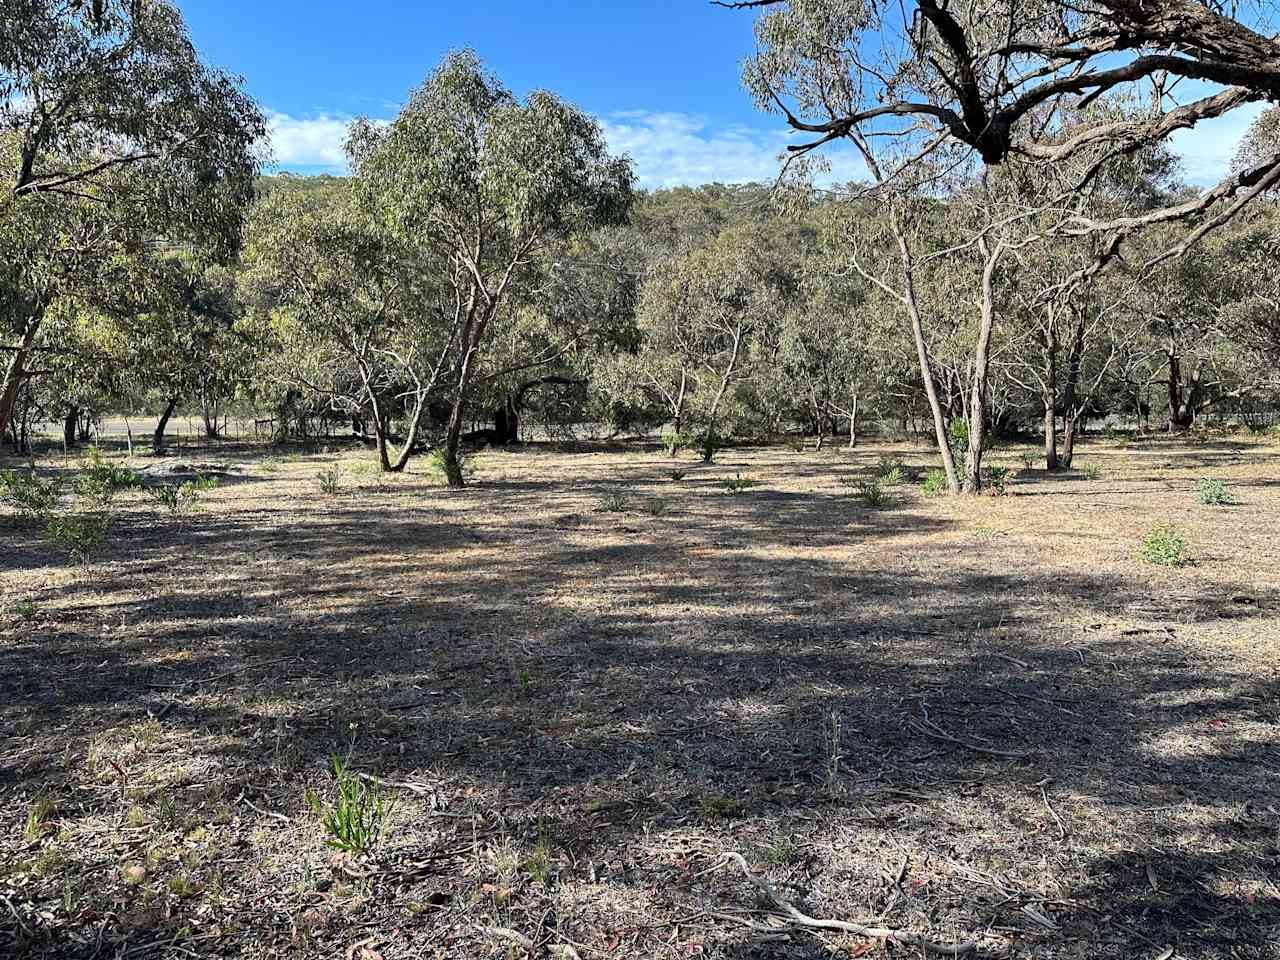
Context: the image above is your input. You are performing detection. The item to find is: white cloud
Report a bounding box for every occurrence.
[266,112,353,170]
[1168,100,1267,186]
[263,107,867,186]
[601,111,867,189]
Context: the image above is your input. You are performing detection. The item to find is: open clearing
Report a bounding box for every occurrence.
[2,438,1278,959]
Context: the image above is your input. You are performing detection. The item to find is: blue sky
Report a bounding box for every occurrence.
[180,0,1260,189]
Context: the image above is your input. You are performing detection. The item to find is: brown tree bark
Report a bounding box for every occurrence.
[153,398,179,454]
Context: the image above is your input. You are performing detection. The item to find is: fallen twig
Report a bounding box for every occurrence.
[719,852,980,957]
[910,717,1032,759]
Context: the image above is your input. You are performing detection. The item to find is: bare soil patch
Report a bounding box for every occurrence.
[2,437,1278,959]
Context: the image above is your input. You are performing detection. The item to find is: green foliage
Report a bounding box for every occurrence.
[24,795,57,841]
[45,512,110,566]
[75,448,141,505]
[148,476,218,516]
[9,598,39,621]
[1139,524,1191,567]
[722,473,757,494]
[661,432,690,456]
[0,469,63,521]
[921,468,949,497]
[1194,477,1236,505]
[698,430,722,464]
[668,469,687,482]
[305,753,393,854]
[596,489,629,513]
[316,464,342,495]
[853,477,893,508]
[1081,463,1102,481]
[875,457,906,485]
[984,466,1012,495]
[426,448,466,484]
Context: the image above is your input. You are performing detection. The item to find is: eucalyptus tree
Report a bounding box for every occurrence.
[242,184,452,472]
[728,0,1280,267]
[0,0,265,439]
[348,50,633,486]
[632,221,795,460]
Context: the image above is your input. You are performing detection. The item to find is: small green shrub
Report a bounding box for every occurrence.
[1081,463,1102,481]
[316,464,342,495]
[876,457,906,485]
[596,489,628,512]
[426,447,467,483]
[722,473,757,494]
[305,753,393,854]
[77,448,141,504]
[984,465,1012,495]
[661,432,690,456]
[1139,524,1191,567]
[45,512,111,565]
[0,469,63,520]
[853,477,893,508]
[9,598,38,621]
[668,469,687,482]
[148,476,218,516]
[921,468,949,497]
[1194,477,1235,506]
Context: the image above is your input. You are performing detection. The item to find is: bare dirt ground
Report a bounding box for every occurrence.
[1,435,1278,959]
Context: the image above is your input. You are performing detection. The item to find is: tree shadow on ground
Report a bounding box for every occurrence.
[1,456,1278,959]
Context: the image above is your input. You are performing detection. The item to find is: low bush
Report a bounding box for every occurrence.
[149,476,218,516]
[45,512,111,566]
[1081,463,1102,481]
[984,465,1012,495]
[1139,524,1191,567]
[921,468,949,497]
[317,464,342,495]
[1194,477,1235,506]
[661,432,690,457]
[596,489,628,512]
[722,473,757,494]
[853,477,893,508]
[876,457,906,485]
[641,497,671,517]
[0,469,63,520]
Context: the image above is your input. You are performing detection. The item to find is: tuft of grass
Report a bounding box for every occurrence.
[305,752,394,854]
[1194,477,1236,506]
[722,473,757,495]
[595,489,628,513]
[1139,524,1191,567]
[921,468,949,497]
[1081,463,1102,481]
[641,496,671,517]
[25,795,57,840]
[668,469,687,482]
[316,464,342,495]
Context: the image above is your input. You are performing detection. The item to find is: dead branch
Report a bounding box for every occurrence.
[719,852,981,957]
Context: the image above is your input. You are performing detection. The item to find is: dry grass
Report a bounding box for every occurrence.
[1,435,1278,959]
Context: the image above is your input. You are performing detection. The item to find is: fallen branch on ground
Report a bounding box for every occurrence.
[719,851,981,957]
